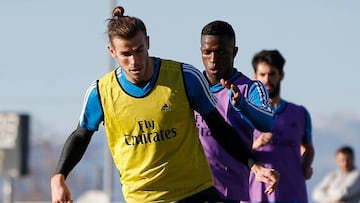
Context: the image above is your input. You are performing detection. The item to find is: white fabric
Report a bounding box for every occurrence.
[312,168,360,203]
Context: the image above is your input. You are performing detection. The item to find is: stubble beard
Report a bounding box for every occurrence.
[269,83,281,99]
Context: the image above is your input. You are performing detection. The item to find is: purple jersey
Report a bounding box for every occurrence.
[195,74,254,200]
[247,100,310,202]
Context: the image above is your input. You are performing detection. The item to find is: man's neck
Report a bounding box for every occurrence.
[269,96,281,109]
[136,57,154,87]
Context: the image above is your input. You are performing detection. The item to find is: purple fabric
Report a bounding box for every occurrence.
[195,75,254,200]
[246,102,308,202]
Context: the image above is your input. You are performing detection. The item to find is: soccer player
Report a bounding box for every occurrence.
[246,49,315,202]
[195,20,276,202]
[50,6,279,203]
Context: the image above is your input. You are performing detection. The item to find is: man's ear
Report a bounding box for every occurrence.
[108,45,116,58]
[233,46,238,58]
[146,36,150,50]
[280,71,285,81]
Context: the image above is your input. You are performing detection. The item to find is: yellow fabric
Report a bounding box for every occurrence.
[98,59,213,203]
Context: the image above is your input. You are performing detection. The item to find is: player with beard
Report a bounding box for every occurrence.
[244,50,315,203]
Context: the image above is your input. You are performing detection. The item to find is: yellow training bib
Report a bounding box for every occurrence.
[98,59,213,203]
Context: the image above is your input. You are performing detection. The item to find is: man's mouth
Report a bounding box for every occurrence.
[130,68,141,73]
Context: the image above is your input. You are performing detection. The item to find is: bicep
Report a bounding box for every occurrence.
[79,80,104,131]
[302,108,312,144]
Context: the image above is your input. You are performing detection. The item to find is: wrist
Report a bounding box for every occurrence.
[232,95,244,111]
[302,162,312,168]
[250,162,264,173]
[52,173,66,183]
[252,141,261,150]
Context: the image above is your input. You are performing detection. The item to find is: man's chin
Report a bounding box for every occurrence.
[208,69,219,75]
[268,91,276,98]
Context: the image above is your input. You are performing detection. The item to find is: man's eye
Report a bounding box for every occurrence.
[217,50,224,55]
[122,52,132,57]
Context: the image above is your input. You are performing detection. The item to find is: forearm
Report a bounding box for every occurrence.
[232,81,274,132]
[252,132,272,150]
[54,125,94,178]
[312,188,331,202]
[312,176,333,202]
[302,144,314,167]
[235,97,274,132]
[203,109,257,168]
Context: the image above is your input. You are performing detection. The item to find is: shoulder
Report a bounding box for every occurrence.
[350,169,360,177]
[159,58,202,75]
[157,57,206,86]
[283,100,309,112]
[323,170,340,180]
[181,63,202,75]
[98,68,118,83]
[85,80,99,94]
[181,63,206,84]
[158,58,182,69]
[230,70,252,84]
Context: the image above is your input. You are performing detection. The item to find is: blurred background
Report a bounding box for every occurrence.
[1,0,359,202]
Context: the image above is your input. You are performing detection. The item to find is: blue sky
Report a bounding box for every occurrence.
[1,1,360,202]
[1,0,359,135]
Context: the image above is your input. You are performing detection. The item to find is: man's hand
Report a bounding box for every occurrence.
[251,163,280,194]
[252,132,273,150]
[220,79,242,106]
[51,174,73,203]
[303,164,313,180]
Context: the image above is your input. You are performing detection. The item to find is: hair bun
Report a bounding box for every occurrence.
[112,6,124,18]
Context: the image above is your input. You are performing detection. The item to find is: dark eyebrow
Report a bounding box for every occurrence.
[120,44,145,55]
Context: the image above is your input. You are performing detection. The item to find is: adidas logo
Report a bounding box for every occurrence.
[161,104,171,112]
